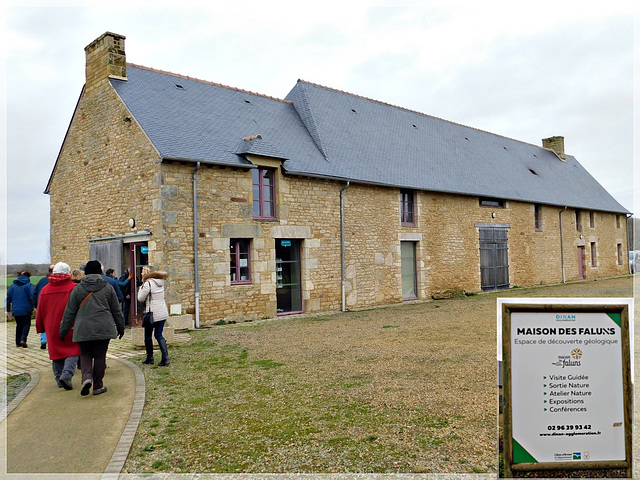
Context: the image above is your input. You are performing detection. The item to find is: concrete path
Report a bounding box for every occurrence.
[0,320,189,478]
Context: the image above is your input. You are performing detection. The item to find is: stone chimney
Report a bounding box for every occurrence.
[542,136,566,161]
[84,32,127,95]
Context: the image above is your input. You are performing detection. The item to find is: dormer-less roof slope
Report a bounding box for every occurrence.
[111,66,629,214]
[110,65,325,167]
[285,81,629,214]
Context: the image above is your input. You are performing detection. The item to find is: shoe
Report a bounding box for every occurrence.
[20,341,27,348]
[158,359,170,367]
[40,342,47,350]
[60,376,73,391]
[81,379,92,396]
[93,386,107,395]
[142,358,154,365]
[56,378,64,388]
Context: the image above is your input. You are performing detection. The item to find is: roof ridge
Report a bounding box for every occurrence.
[296,79,548,151]
[127,63,293,104]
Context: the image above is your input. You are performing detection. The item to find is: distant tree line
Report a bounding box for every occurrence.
[3,263,51,276]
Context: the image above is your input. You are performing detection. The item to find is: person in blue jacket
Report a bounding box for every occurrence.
[34,264,55,349]
[6,271,36,347]
[102,267,124,303]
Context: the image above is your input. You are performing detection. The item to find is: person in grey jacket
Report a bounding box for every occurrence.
[138,266,170,366]
[60,260,125,396]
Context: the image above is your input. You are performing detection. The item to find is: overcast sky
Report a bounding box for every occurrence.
[2,1,636,265]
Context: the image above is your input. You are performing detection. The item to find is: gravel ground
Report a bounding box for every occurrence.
[124,276,633,474]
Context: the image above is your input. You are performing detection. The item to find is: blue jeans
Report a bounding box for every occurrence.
[52,355,80,385]
[14,315,31,346]
[144,320,169,362]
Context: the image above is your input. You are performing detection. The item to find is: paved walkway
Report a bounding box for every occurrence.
[0,320,190,478]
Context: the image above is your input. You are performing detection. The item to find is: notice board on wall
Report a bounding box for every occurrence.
[500,301,632,477]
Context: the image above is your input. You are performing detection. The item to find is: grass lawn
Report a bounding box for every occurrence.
[122,276,633,474]
[5,276,44,287]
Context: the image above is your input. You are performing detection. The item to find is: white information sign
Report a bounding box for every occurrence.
[510,311,625,463]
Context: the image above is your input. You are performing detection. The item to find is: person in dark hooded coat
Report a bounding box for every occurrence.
[5,271,36,347]
[60,260,125,396]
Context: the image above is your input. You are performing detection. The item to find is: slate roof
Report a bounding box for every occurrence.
[110,65,629,214]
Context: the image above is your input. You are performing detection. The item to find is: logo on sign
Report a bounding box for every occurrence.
[551,351,582,368]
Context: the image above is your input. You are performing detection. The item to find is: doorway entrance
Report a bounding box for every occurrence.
[276,239,302,315]
[128,242,149,325]
[401,241,417,300]
[479,226,510,292]
[577,245,585,279]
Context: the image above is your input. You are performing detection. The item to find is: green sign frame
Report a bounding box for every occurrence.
[501,302,632,478]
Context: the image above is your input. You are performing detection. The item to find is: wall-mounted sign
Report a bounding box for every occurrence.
[280,240,291,247]
[140,246,148,254]
[500,300,632,477]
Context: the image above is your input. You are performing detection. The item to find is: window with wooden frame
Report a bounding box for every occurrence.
[590,241,597,267]
[617,243,623,265]
[230,239,251,284]
[534,204,542,231]
[252,168,276,219]
[575,209,582,232]
[400,189,415,225]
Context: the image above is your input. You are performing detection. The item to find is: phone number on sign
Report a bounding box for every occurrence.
[547,424,592,431]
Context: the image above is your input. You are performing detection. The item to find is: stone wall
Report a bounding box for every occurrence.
[49,81,160,272]
[151,164,629,324]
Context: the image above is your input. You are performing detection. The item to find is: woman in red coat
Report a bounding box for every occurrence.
[35,262,81,390]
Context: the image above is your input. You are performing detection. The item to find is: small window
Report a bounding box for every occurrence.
[479,197,505,208]
[617,215,621,228]
[590,242,597,267]
[230,239,251,284]
[617,244,623,265]
[252,168,276,219]
[534,204,542,231]
[589,211,595,228]
[401,190,415,225]
[575,209,582,232]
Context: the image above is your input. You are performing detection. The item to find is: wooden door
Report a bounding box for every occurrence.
[479,227,510,291]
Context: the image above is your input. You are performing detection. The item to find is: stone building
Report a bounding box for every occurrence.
[46,32,630,325]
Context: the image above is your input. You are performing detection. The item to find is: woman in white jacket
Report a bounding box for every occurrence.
[137,266,170,366]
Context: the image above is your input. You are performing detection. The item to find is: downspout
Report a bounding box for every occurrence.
[340,182,351,312]
[193,162,201,328]
[559,207,567,283]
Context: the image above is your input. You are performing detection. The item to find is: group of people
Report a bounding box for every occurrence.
[5,261,170,396]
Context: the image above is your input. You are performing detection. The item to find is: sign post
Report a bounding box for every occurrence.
[501,302,632,477]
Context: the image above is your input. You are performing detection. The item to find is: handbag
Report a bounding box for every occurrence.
[142,282,154,327]
[142,311,154,327]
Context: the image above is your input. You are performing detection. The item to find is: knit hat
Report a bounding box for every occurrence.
[52,262,71,274]
[84,260,103,275]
